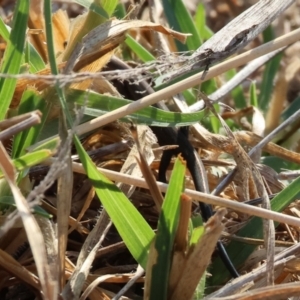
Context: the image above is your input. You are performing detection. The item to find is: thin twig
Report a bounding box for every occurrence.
[42,158,300,229]
[189,48,285,112]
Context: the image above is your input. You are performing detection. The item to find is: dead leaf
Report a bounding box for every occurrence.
[169,209,226,300]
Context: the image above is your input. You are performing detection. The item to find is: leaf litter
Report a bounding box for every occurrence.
[1,0,300,299]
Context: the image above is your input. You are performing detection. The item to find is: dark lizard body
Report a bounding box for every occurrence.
[107,57,239,278]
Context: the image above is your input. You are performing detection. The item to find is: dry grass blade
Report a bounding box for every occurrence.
[0,143,57,300]
[207,240,300,298]
[28,0,47,62]
[168,195,192,295]
[0,25,294,96]
[190,48,285,111]
[117,124,157,198]
[132,125,163,211]
[235,131,300,165]
[265,71,287,134]
[62,210,111,299]
[67,187,95,235]
[200,91,275,285]
[73,27,300,137]
[0,248,40,291]
[3,1,300,298]
[69,19,189,71]
[45,158,300,228]
[80,275,123,300]
[111,265,145,300]
[0,111,41,141]
[57,114,73,291]
[205,257,295,299]
[212,282,300,300]
[0,110,41,130]
[170,0,294,79]
[169,209,226,300]
[174,195,192,252]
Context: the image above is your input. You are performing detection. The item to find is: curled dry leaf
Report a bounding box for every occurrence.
[12,17,188,109]
[71,19,189,71]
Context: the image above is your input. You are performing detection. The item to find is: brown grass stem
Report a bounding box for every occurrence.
[43,158,300,229]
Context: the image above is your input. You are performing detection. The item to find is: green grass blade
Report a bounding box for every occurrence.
[73,0,108,18]
[261,156,298,173]
[125,34,155,62]
[149,156,186,300]
[194,273,206,300]
[194,3,213,42]
[69,89,205,127]
[74,136,154,268]
[209,175,300,285]
[30,136,60,153]
[12,90,46,158]
[44,0,73,127]
[0,16,45,73]
[45,0,154,269]
[225,69,247,109]
[74,0,118,18]
[113,3,126,19]
[0,150,53,179]
[258,26,282,112]
[281,95,300,121]
[162,0,201,52]
[98,0,118,16]
[210,104,221,134]
[44,1,59,75]
[25,42,45,73]
[190,226,205,247]
[0,17,10,41]
[0,0,29,120]
[0,196,52,218]
[250,81,258,107]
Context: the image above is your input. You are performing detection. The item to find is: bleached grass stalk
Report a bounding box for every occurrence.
[0,144,57,300]
[63,211,111,299]
[189,48,285,111]
[210,281,300,300]
[74,27,300,136]
[208,236,300,298]
[43,158,300,228]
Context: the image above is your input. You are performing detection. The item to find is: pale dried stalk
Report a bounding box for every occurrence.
[57,113,73,291]
[0,111,41,141]
[214,68,300,195]
[170,209,226,300]
[62,210,111,299]
[211,282,300,300]
[207,240,300,298]
[42,158,300,229]
[80,275,120,300]
[111,265,144,300]
[199,91,275,285]
[205,257,294,299]
[189,0,294,71]
[0,144,57,300]
[73,27,300,138]
[189,48,285,112]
